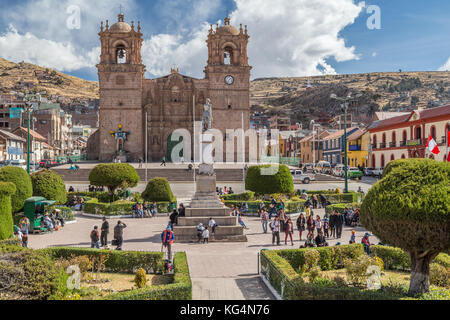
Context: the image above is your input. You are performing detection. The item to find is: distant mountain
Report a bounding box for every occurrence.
[0,58,99,100]
[250,71,450,127]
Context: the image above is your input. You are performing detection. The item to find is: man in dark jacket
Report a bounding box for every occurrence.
[335,212,345,239]
[100,217,109,247]
[113,221,127,250]
[329,212,337,238]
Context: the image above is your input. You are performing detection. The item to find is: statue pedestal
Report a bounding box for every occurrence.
[173,164,247,242]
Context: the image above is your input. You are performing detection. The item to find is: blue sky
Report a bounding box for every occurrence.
[0,0,448,81]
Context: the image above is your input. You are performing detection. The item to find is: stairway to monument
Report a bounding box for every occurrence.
[173,167,247,243]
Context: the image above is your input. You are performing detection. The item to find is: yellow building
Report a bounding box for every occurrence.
[345,129,370,168]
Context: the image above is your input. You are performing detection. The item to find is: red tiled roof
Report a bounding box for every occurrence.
[14,127,47,141]
[323,127,357,141]
[369,105,450,130]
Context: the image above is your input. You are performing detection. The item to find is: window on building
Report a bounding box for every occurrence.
[373,135,377,147]
[402,130,407,143]
[430,126,436,141]
[372,154,376,168]
[381,155,385,168]
[416,126,422,140]
[224,47,233,65]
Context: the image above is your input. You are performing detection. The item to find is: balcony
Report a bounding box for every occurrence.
[406,139,424,147]
[441,136,447,145]
[400,141,406,147]
[389,142,397,148]
[349,145,361,151]
[379,143,387,149]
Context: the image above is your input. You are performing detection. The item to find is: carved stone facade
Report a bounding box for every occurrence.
[94,14,251,162]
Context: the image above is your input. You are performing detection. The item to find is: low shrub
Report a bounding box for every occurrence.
[300,249,320,274]
[344,255,380,287]
[0,250,61,300]
[84,198,172,215]
[134,268,147,289]
[429,263,450,288]
[104,252,192,300]
[44,247,164,274]
[221,191,255,201]
[370,246,411,271]
[245,164,294,195]
[325,203,360,214]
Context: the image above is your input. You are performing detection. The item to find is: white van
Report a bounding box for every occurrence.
[315,161,332,174]
[333,164,345,177]
[9,159,27,171]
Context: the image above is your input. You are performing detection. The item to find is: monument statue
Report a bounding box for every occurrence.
[202,98,213,132]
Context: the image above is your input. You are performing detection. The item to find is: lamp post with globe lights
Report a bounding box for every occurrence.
[19,91,41,174]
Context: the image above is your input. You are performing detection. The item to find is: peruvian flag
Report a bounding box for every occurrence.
[427,136,440,155]
[447,130,450,162]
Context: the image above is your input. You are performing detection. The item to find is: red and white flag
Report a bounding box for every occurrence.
[447,130,450,162]
[427,136,440,155]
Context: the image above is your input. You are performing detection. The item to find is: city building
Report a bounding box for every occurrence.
[11,126,47,164]
[368,105,450,167]
[89,13,252,162]
[270,115,291,131]
[300,130,330,164]
[0,129,26,161]
[345,129,370,168]
[322,127,359,165]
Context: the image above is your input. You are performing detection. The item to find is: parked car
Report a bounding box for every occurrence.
[347,167,363,179]
[333,164,345,177]
[290,169,316,184]
[371,168,384,177]
[316,161,332,174]
[363,168,373,176]
[39,159,56,168]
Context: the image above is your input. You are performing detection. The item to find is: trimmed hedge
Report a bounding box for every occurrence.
[104,252,192,300]
[44,247,165,274]
[325,203,359,214]
[221,191,255,201]
[0,166,33,213]
[142,178,176,203]
[0,182,16,240]
[223,200,305,214]
[48,206,75,222]
[31,169,67,204]
[83,198,173,215]
[245,164,294,195]
[277,244,365,272]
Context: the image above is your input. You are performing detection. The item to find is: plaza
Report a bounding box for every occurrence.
[26,176,378,300]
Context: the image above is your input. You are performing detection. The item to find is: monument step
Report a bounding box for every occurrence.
[177,216,238,227]
[173,225,244,237]
[186,208,230,217]
[174,234,248,243]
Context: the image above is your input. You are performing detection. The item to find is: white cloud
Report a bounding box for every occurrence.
[142,0,364,78]
[372,52,377,57]
[0,25,98,71]
[439,57,450,71]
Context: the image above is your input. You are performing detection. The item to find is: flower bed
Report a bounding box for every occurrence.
[260,245,450,300]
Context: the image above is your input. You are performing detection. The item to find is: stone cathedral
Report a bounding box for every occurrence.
[90,13,252,162]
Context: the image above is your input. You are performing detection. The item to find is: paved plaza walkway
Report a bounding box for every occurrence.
[28,207,377,300]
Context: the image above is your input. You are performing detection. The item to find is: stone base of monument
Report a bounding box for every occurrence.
[173,164,248,243]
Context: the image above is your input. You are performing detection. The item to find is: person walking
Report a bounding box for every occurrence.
[261,210,269,234]
[271,217,280,246]
[138,158,143,169]
[113,221,127,250]
[284,218,294,246]
[279,209,286,233]
[336,211,344,239]
[100,217,109,247]
[197,223,205,243]
[323,217,329,238]
[296,213,306,241]
[306,214,315,238]
[160,156,167,167]
[161,227,175,261]
[312,194,318,209]
[90,226,100,249]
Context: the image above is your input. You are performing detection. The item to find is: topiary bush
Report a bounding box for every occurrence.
[429,263,450,288]
[89,163,140,196]
[31,169,67,204]
[0,182,16,241]
[134,268,147,289]
[142,178,176,202]
[245,164,294,195]
[361,159,450,295]
[0,167,32,213]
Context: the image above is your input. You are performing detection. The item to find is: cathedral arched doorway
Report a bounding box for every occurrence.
[167,134,184,162]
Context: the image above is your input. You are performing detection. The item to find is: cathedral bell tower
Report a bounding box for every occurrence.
[97,13,145,162]
[205,17,252,161]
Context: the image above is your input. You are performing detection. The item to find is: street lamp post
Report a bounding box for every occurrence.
[20,92,40,174]
[330,93,361,193]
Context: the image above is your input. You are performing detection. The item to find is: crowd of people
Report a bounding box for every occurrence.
[66,195,85,211]
[216,186,235,196]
